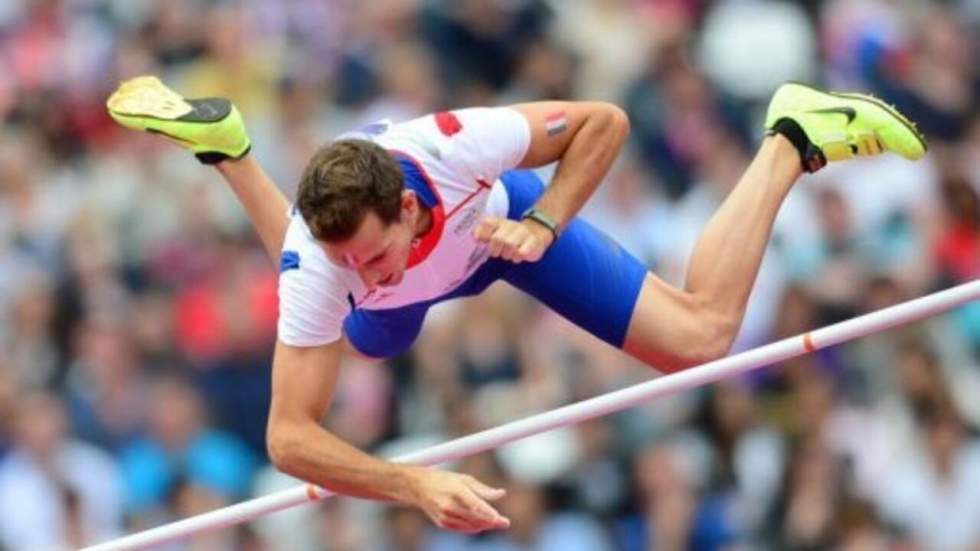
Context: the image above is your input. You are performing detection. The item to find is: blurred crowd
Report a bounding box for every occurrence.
[2,0,980,549]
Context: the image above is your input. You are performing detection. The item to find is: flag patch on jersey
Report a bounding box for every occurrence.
[280,250,301,272]
[544,112,567,136]
[435,111,462,136]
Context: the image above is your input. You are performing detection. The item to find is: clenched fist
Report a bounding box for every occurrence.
[472,216,555,263]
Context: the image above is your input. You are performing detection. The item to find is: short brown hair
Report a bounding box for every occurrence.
[296,139,404,242]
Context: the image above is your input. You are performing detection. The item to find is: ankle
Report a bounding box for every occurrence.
[770,118,826,173]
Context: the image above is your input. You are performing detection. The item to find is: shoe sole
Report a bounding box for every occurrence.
[109,84,235,148]
[111,97,233,124]
[785,81,928,153]
[108,76,233,126]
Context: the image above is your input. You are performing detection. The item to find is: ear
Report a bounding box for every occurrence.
[401,189,418,212]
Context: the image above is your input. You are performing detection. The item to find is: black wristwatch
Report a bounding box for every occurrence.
[521,207,561,241]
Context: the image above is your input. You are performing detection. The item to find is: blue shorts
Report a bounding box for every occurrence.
[344,170,648,358]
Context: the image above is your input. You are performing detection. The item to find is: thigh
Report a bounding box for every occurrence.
[498,171,648,348]
[619,273,732,372]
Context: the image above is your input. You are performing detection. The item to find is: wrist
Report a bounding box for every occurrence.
[521,207,561,243]
[521,218,556,247]
[394,464,428,505]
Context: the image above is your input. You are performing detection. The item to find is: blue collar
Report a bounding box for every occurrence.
[391,152,439,208]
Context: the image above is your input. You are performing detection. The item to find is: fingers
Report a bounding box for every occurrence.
[415,470,512,534]
[459,481,510,529]
[431,494,509,533]
[517,238,542,263]
[474,217,517,260]
[473,218,547,264]
[472,216,501,243]
[427,473,510,534]
[462,489,509,524]
[442,513,497,534]
[451,493,510,529]
[464,476,507,502]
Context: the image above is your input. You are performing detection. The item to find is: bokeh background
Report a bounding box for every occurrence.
[2,0,980,549]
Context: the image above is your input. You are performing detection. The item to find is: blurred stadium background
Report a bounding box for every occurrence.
[2,0,980,549]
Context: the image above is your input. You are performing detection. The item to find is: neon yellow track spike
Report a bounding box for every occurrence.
[765,82,926,167]
[106,76,251,162]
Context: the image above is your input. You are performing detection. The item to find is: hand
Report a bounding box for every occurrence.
[472,216,554,263]
[406,467,511,534]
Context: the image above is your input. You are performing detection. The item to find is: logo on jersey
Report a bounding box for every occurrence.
[452,206,481,237]
[280,250,301,272]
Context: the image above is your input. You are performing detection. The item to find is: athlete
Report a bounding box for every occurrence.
[106,76,926,534]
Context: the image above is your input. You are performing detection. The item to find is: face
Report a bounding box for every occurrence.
[322,190,420,288]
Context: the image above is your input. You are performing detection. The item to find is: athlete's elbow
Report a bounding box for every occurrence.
[599,102,630,143]
[267,422,305,474]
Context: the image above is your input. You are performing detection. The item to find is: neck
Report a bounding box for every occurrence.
[414,204,433,237]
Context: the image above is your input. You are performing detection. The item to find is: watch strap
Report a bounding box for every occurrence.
[521,207,561,241]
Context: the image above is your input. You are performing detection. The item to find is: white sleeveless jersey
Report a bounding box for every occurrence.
[277,107,531,347]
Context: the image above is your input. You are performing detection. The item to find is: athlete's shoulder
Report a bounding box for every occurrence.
[391,108,528,163]
[378,113,452,158]
[280,208,351,286]
[277,209,357,348]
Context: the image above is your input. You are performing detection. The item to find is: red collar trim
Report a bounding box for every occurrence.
[407,203,445,268]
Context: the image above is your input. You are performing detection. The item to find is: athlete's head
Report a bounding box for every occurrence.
[297,139,424,288]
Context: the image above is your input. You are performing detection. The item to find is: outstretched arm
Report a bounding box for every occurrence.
[267,340,511,533]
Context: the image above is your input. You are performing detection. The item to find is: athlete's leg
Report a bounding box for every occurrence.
[495,143,810,373]
[622,135,801,372]
[106,76,290,264]
[624,84,928,372]
[214,157,291,263]
[502,83,927,375]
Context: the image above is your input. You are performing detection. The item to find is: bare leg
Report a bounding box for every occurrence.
[214,156,291,263]
[623,135,803,372]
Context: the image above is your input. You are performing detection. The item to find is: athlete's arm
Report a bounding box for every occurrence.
[512,101,630,228]
[266,339,510,533]
[472,102,629,263]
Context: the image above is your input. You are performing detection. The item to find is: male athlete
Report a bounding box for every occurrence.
[106,76,925,534]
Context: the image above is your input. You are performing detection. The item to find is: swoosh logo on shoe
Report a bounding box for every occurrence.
[807,106,856,123]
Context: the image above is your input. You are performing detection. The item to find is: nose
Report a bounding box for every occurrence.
[359,267,382,287]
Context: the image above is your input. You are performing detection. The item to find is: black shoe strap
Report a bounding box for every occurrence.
[771,118,826,173]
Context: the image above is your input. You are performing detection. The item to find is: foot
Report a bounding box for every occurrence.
[764,82,927,172]
[106,76,251,164]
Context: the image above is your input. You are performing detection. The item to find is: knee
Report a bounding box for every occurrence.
[662,309,739,373]
[688,311,738,365]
